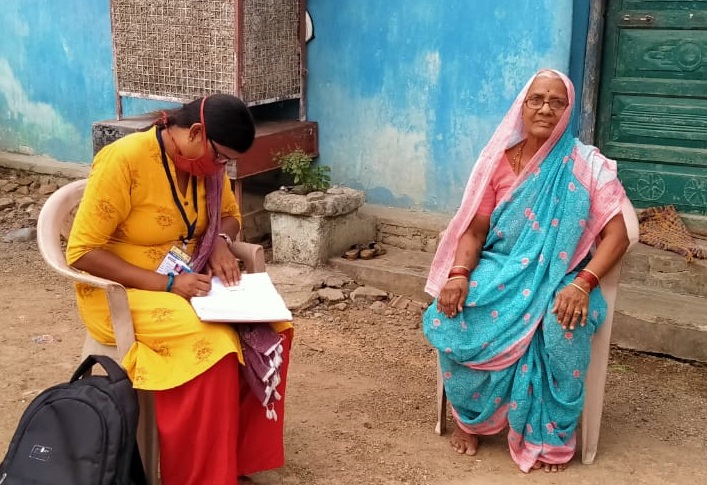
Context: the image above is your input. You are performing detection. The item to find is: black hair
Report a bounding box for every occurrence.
[158,94,256,153]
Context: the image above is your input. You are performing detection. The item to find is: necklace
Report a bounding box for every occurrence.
[511,140,527,174]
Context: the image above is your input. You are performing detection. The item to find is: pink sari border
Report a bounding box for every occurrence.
[452,403,510,436]
[508,428,577,473]
[464,318,541,371]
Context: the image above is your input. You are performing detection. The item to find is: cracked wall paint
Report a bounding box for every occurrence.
[0,59,81,156]
[307,0,574,212]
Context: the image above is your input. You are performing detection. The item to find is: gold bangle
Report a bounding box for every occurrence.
[569,282,590,296]
[582,268,600,280]
[447,276,468,283]
[451,265,471,272]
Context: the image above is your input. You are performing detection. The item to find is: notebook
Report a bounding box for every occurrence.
[190,273,293,323]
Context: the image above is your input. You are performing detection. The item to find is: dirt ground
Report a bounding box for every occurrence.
[1,240,706,485]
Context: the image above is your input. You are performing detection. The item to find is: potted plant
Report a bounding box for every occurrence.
[275,148,331,194]
[263,148,375,266]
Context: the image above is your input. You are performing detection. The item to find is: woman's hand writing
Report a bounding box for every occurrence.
[437,278,469,318]
[170,272,212,299]
[207,237,241,287]
[552,281,590,330]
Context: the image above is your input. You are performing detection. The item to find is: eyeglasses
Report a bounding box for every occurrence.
[524,96,568,111]
[208,139,232,165]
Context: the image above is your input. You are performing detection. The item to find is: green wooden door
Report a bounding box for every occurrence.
[596,0,707,214]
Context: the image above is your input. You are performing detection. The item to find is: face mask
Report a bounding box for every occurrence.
[165,97,224,177]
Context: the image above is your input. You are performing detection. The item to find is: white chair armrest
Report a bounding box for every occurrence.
[59,265,136,359]
[231,241,266,273]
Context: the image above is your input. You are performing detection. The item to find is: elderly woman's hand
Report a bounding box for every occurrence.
[207,237,242,287]
[437,278,469,318]
[552,281,590,330]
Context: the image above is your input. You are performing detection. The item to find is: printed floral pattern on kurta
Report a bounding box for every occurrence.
[66,127,292,391]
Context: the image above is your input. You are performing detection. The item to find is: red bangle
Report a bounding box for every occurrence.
[448,269,470,278]
[579,268,600,286]
[576,270,598,291]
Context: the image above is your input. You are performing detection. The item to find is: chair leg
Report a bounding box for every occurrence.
[435,354,447,436]
[582,319,612,465]
[137,391,161,484]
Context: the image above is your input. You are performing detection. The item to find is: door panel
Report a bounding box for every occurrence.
[596,0,707,214]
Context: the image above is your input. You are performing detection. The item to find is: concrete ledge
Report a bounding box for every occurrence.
[613,284,707,362]
[361,204,451,233]
[271,210,376,267]
[361,204,450,253]
[0,151,89,179]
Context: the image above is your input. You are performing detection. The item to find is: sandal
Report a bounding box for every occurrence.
[342,243,364,260]
[359,241,387,260]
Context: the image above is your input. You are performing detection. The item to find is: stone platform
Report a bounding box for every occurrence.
[329,204,707,363]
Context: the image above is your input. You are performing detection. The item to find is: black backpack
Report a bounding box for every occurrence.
[0,355,148,485]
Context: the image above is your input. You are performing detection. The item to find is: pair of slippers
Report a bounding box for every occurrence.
[343,241,387,260]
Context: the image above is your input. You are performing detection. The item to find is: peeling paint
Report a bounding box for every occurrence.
[307,0,575,212]
[0,58,81,149]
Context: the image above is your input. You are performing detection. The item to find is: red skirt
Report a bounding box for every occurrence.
[153,329,292,485]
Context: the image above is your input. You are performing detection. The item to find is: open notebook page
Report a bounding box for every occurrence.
[190,273,292,323]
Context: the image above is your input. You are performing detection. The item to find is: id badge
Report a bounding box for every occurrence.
[156,245,193,275]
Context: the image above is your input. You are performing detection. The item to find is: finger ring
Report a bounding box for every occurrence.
[573,310,581,315]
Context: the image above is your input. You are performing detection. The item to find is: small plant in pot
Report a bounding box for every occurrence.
[275,148,331,195]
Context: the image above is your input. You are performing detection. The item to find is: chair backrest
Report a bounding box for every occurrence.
[37,178,267,276]
[36,179,88,281]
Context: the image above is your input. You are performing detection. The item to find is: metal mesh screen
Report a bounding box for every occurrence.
[110,0,301,104]
[242,0,301,103]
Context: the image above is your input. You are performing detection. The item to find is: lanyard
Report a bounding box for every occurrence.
[156,129,198,246]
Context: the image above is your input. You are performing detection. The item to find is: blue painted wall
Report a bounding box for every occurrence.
[0,0,172,163]
[306,0,575,212]
[2,0,581,213]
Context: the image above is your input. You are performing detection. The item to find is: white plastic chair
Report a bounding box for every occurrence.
[37,179,267,484]
[435,197,640,465]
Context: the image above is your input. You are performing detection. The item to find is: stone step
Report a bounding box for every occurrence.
[613,284,707,363]
[328,245,433,304]
[360,204,449,253]
[621,243,707,299]
[328,245,707,363]
[362,203,707,299]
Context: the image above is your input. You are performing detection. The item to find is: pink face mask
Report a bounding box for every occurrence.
[165,97,224,177]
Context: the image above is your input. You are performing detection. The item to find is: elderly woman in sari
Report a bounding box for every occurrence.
[423,70,629,473]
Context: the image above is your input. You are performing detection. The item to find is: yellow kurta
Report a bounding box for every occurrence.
[66,127,291,391]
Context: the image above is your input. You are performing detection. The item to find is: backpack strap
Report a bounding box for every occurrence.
[70,354,130,384]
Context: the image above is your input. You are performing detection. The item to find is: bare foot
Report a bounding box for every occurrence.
[531,460,568,473]
[450,425,479,456]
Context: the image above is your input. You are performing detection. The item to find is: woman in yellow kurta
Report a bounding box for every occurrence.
[66,94,292,485]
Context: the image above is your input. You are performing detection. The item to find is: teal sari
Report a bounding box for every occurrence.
[423,131,608,471]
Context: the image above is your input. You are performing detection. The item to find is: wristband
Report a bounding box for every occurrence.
[451,265,471,272]
[166,272,175,293]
